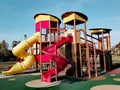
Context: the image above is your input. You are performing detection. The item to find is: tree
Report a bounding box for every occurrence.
[24,34,27,40]
[12,41,20,48]
[0,40,8,55]
[0,40,9,61]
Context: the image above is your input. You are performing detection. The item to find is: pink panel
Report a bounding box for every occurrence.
[35,22,41,32]
[35,21,49,32]
[41,21,49,28]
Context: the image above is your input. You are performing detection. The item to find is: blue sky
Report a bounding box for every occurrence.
[0,0,120,49]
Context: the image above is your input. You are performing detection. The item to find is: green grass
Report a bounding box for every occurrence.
[0,72,120,90]
[0,55,120,90]
[0,74,40,90]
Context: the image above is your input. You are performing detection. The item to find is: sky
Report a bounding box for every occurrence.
[0,0,120,49]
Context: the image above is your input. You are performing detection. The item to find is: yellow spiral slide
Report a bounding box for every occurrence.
[2,32,40,75]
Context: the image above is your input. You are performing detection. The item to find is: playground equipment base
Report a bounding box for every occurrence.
[25,79,61,88]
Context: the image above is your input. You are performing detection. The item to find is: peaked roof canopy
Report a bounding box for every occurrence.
[61,11,88,25]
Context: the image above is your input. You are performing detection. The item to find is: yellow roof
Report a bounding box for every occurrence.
[61,11,88,25]
[89,28,112,35]
[34,13,61,23]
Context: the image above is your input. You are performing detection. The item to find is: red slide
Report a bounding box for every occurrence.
[40,35,73,82]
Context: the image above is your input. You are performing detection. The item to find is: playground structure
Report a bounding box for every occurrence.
[2,11,112,82]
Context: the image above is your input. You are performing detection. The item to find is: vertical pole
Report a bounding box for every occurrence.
[64,24,66,30]
[64,23,66,35]
[74,19,78,78]
[86,42,91,78]
[102,31,106,72]
[54,32,55,42]
[106,37,109,50]
[93,43,97,77]
[36,43,38,71]
[98,35,100,49]
[84,22,87,42]
[84,22,91,78]
[49,21,51,45]
[48,21,53,71]
[57,22,60,41]
[40,22,42,74]
[108,32,111,50]
[79,43,82,77]
[56,22,60,56]
[91,34,97,77]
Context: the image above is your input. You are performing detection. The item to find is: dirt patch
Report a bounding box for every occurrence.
[113,78,120,81]
[110,74,116,76]
[90,75,106,81]
[90,85,120,90]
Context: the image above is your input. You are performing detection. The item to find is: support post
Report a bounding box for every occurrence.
[74,19,78,78]
[102,31,106,72]
[39,27,42,74]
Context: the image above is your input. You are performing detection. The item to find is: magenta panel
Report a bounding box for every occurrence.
[41,21,49,28]
[35,21,49,32]
[35,22,40,32]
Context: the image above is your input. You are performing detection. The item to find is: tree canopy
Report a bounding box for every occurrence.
[0,40,19,61]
